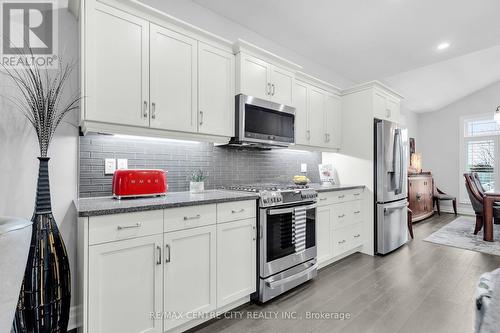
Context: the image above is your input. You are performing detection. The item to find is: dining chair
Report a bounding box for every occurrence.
[464,173,500,234]
[433,185,457,215]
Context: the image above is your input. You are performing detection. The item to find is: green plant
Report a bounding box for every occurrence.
[190,169,206,182]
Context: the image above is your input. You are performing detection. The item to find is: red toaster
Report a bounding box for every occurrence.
[112,169,168,199]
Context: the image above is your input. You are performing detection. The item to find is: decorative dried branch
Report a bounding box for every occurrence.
[1,49,81,157]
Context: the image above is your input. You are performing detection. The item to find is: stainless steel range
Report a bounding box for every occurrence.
[228,183,318,302]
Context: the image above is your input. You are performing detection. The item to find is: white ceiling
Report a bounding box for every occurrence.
[383,46,500,112]
[193,0,500,112]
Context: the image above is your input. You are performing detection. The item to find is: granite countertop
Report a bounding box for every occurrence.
[76,190,259,217]
[308,183,366,193]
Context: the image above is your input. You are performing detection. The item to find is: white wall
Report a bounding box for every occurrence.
[0,6,80,327]
[139,0,354,88]
[418,80,500,214]
[400,106,419,142]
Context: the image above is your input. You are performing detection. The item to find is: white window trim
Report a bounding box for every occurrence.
[459,113,500,204]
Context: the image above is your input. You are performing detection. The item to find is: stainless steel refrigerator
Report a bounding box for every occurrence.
[375,119,409,255]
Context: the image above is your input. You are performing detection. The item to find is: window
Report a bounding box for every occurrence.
[460,115,500,202]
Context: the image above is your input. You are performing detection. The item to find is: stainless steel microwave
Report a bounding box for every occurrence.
[231,94,295,148]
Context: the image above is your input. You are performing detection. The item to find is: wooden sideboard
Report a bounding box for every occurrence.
[408,173,434,222]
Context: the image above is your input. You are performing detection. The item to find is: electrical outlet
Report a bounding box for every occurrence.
[105,158,116,175]
[117,159,128,170]
[301,163,307,173]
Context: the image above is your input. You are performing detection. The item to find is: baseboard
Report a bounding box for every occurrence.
[437,206,474,216]
[68,305,81,330]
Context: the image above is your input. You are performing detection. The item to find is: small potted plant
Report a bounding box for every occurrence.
[190,169,206,193]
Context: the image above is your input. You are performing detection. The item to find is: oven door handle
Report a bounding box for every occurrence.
[267,203,317,215]
[266,263,318,289]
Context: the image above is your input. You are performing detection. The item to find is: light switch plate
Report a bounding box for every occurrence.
[105,158,116,175]
[301,163,307,173]
[117,158,128,170]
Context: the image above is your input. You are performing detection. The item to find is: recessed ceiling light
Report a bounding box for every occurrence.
[437,42,450,50]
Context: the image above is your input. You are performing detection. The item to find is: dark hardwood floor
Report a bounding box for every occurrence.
[194,213,500,333]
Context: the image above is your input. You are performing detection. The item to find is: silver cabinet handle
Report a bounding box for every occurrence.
[267,83,272,95]
[199,110,204,125]
[353,193,361,196]
[324,133,328,142]
[271,83,276,96]
[354,211,361,214]
[338,240,346,244]
[156,245,161,265]
[354,234,361,238]
[165,244,171,263]
[183,214,201,221]
[252,225,256,241]
[143,101,148,118]
[306,130,311,140]
[338,195,345,199]
[151,102,156,119]
[117,222,141,230]
[231,208,245,214]
[338,214,346,218]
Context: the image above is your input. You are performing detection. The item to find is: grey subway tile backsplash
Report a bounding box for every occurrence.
[79,134,322,197]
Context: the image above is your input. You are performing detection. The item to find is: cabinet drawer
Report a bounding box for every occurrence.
[217,200,256,223]
[164,204,216,232]
[89,210,163,245]
[332,201,363,230]
[317,188,364,205]
[333,223,364,256]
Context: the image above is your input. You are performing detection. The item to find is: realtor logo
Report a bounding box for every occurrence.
[1,0,58,67]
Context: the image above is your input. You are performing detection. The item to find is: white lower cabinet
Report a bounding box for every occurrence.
[81,200,257,333]
[316,190,365,268]
[316,206,334,266]
[217,219,256,307]
[88,234,163,333]
[164,225,217,331]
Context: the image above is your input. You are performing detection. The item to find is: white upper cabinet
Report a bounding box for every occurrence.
[234,39,301,106]
[325,93,342,149]
[270,65,294,106]
[308,86,327,147]
[198,42,235,137]
[150,24,198,132]
[343,81,403,123]
[237,53,271,101]
[86,2,149,127]
[294,73,342,150]
[82,0,235,141]
[293,80,310,145]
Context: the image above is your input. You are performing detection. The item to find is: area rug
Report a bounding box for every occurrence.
[424,216,500,256]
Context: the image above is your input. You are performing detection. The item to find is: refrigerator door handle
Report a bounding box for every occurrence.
[393,129,403,195]
[383,201,407,214]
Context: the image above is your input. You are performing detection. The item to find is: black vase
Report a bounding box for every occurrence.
[13,157,71,333]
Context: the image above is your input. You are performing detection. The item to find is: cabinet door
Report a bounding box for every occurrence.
[88,235,163,333]
[293,80,310,145]
[164,225,216,331]
[87,3,149,127]
[386,98,400,123]
[324,93,341,149]
[270,65,294,106]
[238,53,270,100]
[373,91,388,120]
[150,24,197,132]
[308,86,327,147]
[217,219,256,307]
[316,206,334,266]
[198,43,235,137]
